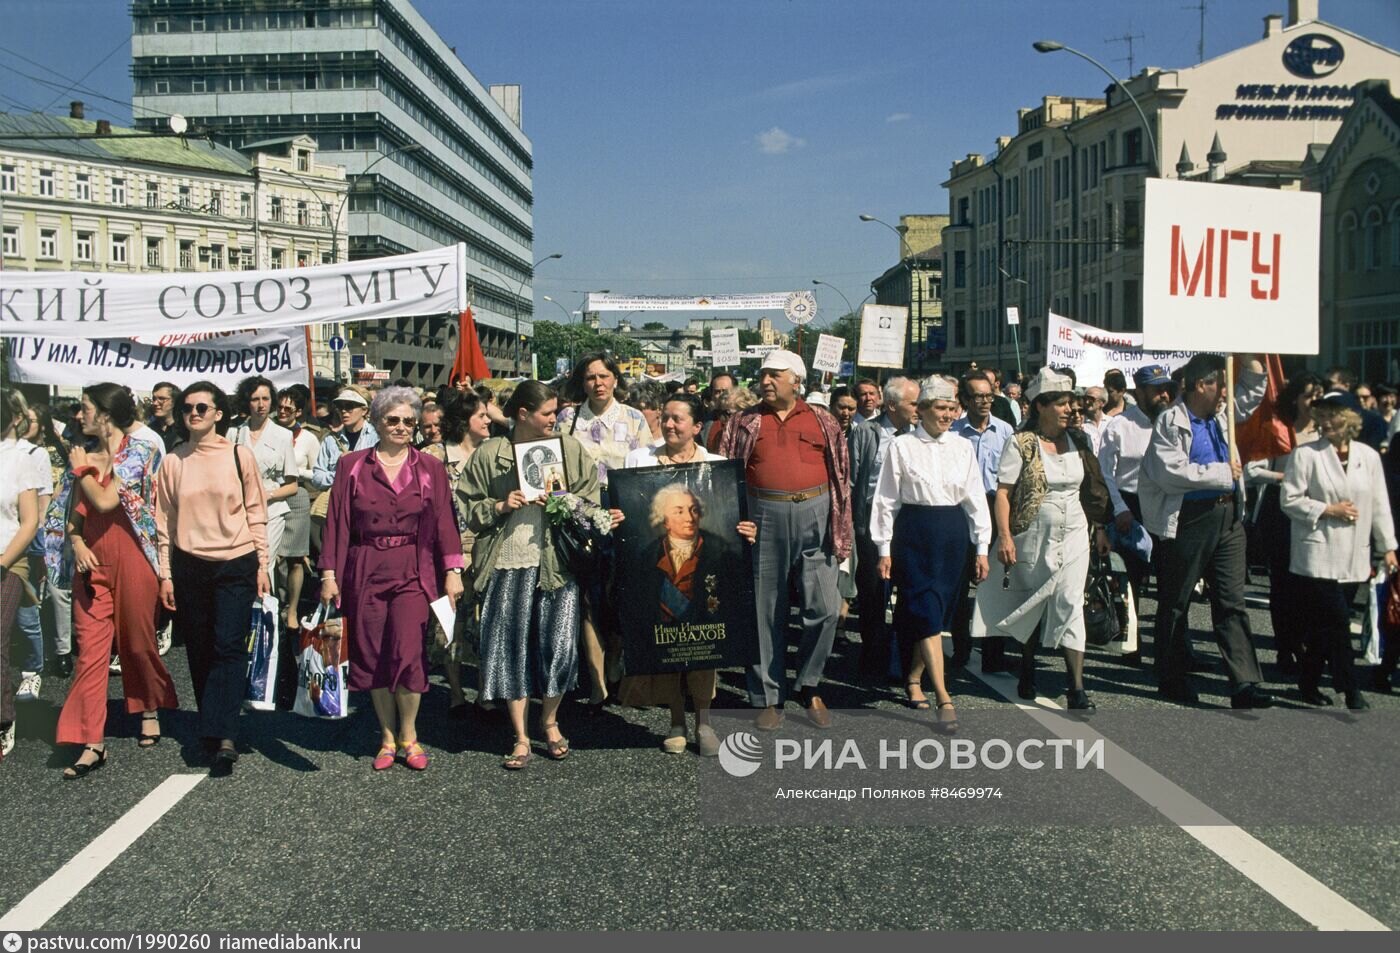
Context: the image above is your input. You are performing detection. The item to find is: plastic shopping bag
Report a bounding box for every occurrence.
[244,595,279,711]
[1362,569,1391,666]
[293,604,349,720]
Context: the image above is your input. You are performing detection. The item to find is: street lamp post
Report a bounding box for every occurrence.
[1032,40,1160,177]
[279,143,424,384]
[483,253,562,377]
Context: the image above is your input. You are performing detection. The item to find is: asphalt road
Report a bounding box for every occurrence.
[1,579,1396,932]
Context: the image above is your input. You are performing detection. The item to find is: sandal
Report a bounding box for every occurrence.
[503,741,532,770]
[906,683,931,711]
[63,745,107,780]
[372,743,397,771]
[934,701,959,736]
[138,712,161,748]
[399,740,429,771]
[542,723,570,760]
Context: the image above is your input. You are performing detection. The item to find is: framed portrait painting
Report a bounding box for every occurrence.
[607,459,759,674]
[513,436,568,501]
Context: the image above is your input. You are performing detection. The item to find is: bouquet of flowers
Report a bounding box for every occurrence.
[544,492,613,580]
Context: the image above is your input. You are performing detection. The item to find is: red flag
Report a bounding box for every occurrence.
[1236,354,1293,464]
[449,307,490,385]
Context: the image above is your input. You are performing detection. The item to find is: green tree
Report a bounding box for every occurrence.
[531,320,642,378]
[641,321,667,331]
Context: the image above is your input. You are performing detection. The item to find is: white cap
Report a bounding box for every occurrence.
[333,388,368,407]
[759,349,806,382]
[805,391,829,407]
[1024,367,1075,402]
[919,376,958,403]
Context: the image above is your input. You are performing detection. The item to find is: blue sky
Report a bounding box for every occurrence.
[2,0,1397,331]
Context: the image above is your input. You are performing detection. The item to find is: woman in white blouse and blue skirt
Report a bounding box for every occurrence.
[871,377,991,733]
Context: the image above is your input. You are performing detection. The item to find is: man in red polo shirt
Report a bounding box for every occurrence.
[720,350,852,730]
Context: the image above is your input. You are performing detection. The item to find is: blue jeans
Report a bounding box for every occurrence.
[17,604,43,673]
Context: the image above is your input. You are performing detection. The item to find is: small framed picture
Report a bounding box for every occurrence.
[514,436,568,501]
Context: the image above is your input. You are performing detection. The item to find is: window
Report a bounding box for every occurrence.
[191,77,206,94]
[296,250,310,268]
[209,191,221,215]
[2,226,17,257]
[154,18,169,33]
[957,196,970,225]
[209,244,224,270]
[270,247,285,268]
[227,14,242,30]
[154,79,170,95]
[146,238,162,268]
[190,16,205,32]
[1028,142,1043,161]
[1124,128,1144,166]
[1103,282,1113,329]
[270,196,283,222]
[38,169,54,197]
[179,240,194,270]
[953,310,966,349]
[297,150,310,172]
[953,250,966,288]
[266,75,281,91]
[1363,207,1383,271]
[75,231,93,261]
[1,165,16,192]
[321,251,333,265]
[228,247,241,270]
[109,177,125,205]
[1123,199,1142,247]
[296,201,309,226]
[110,234,128,264]
[39,229,57,259]
[239,192,252,218]
[304,72,318,90]
[227,74,244,92]
[1122,279,1140,331]
[146,181,160,208]
[1340,210,1358,273]
[177,185,191,209]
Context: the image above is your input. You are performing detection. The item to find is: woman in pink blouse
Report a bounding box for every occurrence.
[155,381,269,778]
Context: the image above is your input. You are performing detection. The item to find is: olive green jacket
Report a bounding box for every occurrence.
[456,433,600,593]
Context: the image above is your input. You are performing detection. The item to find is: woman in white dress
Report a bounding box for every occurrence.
[974,367,1110,710]
[870,377,990,733]
[231,376,299,577]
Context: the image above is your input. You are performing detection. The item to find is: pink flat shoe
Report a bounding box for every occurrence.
[372,743,397,771]
[399,741,429,771]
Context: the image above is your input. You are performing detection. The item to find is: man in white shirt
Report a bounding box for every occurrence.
[1099,366,1175,633]
[1079,386,1107,453]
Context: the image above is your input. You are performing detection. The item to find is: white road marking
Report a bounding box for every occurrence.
[971,665,1390,931]
[0,773,204,931]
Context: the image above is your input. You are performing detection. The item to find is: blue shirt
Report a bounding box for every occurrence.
[1184,410,1229,501]
[952,414,1014,495]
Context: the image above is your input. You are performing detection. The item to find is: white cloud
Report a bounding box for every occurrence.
[756,127,806,155]
[886,112,912,123]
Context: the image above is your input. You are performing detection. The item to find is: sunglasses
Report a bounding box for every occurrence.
[383,415,416,428]
[182,402,212,417]
[334,402,364,412]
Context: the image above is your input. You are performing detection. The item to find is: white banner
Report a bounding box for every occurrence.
[0,245,464,339]
[1046,312,1198,385]
[1142,179,1319,354]
[587,292,804,313]
[857,304,907,369]
[710,327,741,367]
[7,327,308,391]
[811,333,845,374]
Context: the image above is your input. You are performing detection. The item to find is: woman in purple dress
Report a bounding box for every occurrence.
[320,386,464,771]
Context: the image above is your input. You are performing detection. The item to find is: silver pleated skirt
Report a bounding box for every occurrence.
[477,566,580,701]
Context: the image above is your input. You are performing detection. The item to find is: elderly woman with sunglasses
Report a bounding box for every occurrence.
[320,387,464,771]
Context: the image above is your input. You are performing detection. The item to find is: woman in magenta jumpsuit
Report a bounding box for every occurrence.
[320,387,464,771]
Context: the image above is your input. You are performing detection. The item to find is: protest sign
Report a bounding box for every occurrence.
[710,328,741,367]
[7,327,308,390]
[811,333,845,374]
[856,304,907,369]
[0,245,463,338]
[1142,179,1319,354]
[1046,312,1198,385]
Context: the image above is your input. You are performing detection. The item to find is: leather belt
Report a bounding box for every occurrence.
[750,484,828,504]
[352,534,414,550]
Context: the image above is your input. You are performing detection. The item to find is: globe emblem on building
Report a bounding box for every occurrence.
[717,731,764,778]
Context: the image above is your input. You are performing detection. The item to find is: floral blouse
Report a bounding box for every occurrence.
[556,399,650,487]
[44,435,161,585]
